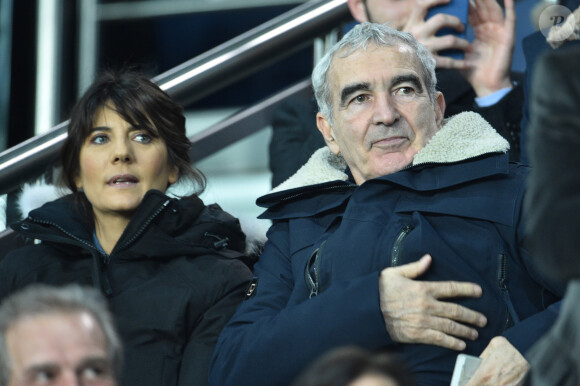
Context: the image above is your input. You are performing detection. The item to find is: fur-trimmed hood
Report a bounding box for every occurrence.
[272,112,509,192]
[16,182,267,257]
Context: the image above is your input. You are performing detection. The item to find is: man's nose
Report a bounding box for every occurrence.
[372,94,400,126]
[58,371,82,386]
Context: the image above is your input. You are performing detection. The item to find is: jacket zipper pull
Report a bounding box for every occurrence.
[204,232,230,249]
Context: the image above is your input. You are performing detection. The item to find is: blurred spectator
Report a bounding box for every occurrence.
[523,39,580,386]
[291,346,416,386]
[0,284,122,386]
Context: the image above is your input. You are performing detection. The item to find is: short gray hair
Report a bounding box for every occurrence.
[0,284,123,385]
[312,22,437,123]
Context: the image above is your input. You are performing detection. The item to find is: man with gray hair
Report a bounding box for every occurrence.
[210,23,562,385]
[0,284,122,386]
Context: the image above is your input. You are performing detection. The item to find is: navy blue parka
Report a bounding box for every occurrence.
[209,112,563,385]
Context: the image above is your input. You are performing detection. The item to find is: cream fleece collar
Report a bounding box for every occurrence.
[272,112,509,193]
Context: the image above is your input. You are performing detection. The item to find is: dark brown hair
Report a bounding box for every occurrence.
[292,346,416,386]
[59,69,205,206]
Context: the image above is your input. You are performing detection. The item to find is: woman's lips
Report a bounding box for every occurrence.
[107,174,139,186]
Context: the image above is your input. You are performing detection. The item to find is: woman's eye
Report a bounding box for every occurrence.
[134,133,152,144]
[89,134,108,145]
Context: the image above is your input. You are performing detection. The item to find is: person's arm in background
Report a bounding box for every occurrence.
[269,97,325,188]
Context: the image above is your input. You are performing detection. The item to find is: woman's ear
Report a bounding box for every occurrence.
[74,174,82,189]
[316,113,341,155]
[168,165,179,185]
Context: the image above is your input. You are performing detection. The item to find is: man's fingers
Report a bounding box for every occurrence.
[423,13,465,35]
[426,279,483,300]
[504,0,516,27]
[408,0,452,23]
[435,55,468,70]
[389,254,432,279]
[434,35,470,52]
[412,328,468,351]
[433,300,488,328]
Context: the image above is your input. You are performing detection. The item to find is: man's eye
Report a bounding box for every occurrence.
[33,370,55,384]
[89,134,109,145]
[134,133,152,144]
[396,87,414,96]
[352,94,370,104]
[80,365,111,381]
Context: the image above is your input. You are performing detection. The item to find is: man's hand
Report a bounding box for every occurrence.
[402,0,471,69]
[462,0,515,97]
[379,254,487,351]
[466,336,529,385]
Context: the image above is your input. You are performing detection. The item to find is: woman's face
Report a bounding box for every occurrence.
[74,104,178,221]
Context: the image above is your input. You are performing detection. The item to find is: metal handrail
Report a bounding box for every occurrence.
[0,0,351,195]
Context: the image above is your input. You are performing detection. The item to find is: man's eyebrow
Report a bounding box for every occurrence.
[391,74,424,93]
[340,82,370,106]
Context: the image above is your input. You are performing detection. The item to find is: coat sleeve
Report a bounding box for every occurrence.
[501,170,565,355]
[208,221,392,386]
[179,257,252,386]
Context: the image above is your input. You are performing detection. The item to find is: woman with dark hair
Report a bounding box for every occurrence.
[0,70,253,385]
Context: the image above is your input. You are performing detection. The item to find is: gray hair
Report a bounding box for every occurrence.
[0,284,123,385]
[312,22,437,123]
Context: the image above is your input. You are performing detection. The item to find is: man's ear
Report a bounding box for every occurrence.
[347,0,369,22]
[434,92,446,127]
[316,112,340,155]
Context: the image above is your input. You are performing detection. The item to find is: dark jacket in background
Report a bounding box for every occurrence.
[0,189,253,386]
[524,44,580,386]
[211,112,562,386]
[269,69,523,187]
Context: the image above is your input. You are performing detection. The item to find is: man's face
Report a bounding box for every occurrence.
[348,0,415,29]
[7,311,116,386]
[317,44,445,185]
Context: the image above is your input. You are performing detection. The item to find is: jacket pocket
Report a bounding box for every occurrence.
[390,225,414,267]
[497,253,520,330]
[305,241,326,298]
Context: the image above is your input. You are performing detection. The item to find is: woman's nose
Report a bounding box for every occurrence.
[112,141,133,163]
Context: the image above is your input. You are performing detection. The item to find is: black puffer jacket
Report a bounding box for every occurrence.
[0,189,253,386]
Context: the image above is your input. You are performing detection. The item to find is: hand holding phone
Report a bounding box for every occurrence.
[450,353,482,386]
[425,0,470,60]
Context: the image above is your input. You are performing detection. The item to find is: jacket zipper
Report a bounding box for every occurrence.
[497,253,519,330]
[114,199,173,253]
[391,225,414,267]
[24,218,98,252]
[305,241,326,298]
[26,198,173,296]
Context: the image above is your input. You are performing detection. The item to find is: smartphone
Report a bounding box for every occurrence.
[425,0,469,60]
[450,353,482,386]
